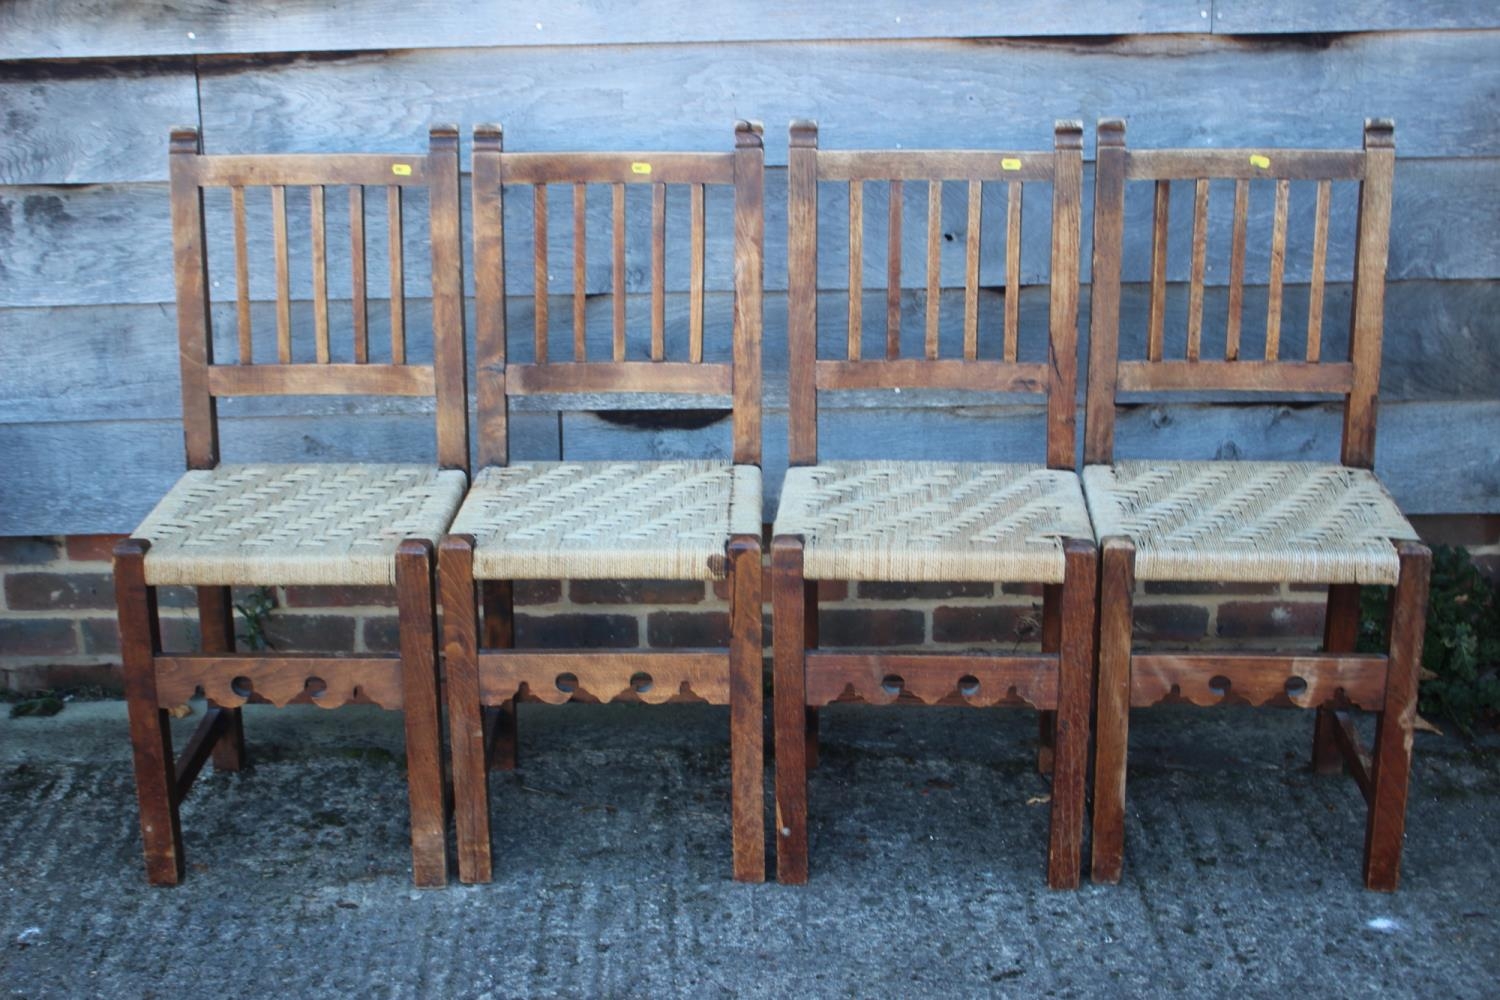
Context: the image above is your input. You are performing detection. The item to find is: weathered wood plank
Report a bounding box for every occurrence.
[4,279,1498,427]
[1212,2,1500,33]
[0,61,197,184]
[192,35,1500,164]
[0,2,1210,61]
[6,159,1497,308]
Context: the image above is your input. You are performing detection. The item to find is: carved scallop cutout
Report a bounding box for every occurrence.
[957,675,981,698]
[1284,675,1309,699]
[231,675,254,699]
[1208,675,1232,699]
[304,676,328,700]
[555,672,579,694]
[629,672,654,695]
[881,674,905,697]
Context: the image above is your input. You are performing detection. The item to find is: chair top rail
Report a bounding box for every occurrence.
[1124,148,1366,182]
[816,149,1058,183]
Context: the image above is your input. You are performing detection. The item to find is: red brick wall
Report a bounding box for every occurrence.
[3,518,1496,693]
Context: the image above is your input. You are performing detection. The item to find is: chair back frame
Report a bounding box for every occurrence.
[168,125,470,475]
[1083,118,1395,469]
[786,120,1085,471]
[470,122,765,469]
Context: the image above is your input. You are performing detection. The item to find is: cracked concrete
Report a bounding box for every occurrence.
[2,700,1498,998]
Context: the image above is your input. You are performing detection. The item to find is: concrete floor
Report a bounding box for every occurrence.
[1,698,1497,998]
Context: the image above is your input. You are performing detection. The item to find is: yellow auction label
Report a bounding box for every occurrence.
[631,162,652,175]
[1001,158,1023,171]
[1249,154,1271,169]
[391,163,413,176]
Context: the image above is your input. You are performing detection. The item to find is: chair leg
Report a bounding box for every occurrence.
[198,585,246,772]
[481,580,520,771]
[395,539,448,887]
[772,535,810,883]
[1038,583,1063,775]
[1091,537,1135,884]
[803,578,820,771]
[1048,540,1097,889]
[1364,542,1431,891]
[729,536,766,882]
[441,536,492,885]
[1313,584,1362,774]
[115,539,184,886]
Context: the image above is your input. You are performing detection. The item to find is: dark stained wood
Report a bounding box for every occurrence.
[115,538,183,885]
[729,535,766,882]
[819,149,1056,182]
[1090,537,1135,884]
[1313,583,1363,773]
[963,179,981,360]
[172,707,231,802]
[533,183,549,363]
[804,652,1059,709]
[731,121,765,466]
[1226,178,1249,360]
[612,182,627,361]
[440,535,491,884]
[1084,118,1128,464]
[231,186,252,364]
[1048,538,1096,889]
[192,154,432,188]
[480,577,520,772]
[500,152,734,186]
[1307,179,1332,362]
[388,184,406,363]
[153,654,404,710]
[197,585,245,772]
[886,179,903,359]
[925,179,942,359]
[169,128,219,470]
[573,182,588,361]
[507,361,731,396]
[690,182,705,363]
[207,362,436,397]
[473,123,508,467]
[350,185,369,362]
[1046,122,1083,470]
[1331,709,1374,803]
[395,538,447,888]
[848,179,864,361]
[1364,541,1431,891]
[1037,582,1061,775]
[1147,179,1170,362]
[651,181,667,361]
[1004,180,1022,362]
[803,578,820,771]
[426,124,470,472]
[815,359,1047,393]
[1186,178,1209,361]
[1130,652,1389,710]
[772,535,809,883]
[476,651,731,705]
[787,120,820,466]
[1266,178,1291,360]
[1126,148,1366,182]
[1343,120,1396,469]
[1116,360,1354,394]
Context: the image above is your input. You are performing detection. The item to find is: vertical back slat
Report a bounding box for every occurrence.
[231,185,252,364]
[1226,179,1249,360]
[651,181,666,361]
[533,184,549,364]
[925,179,942,360]
[848,180,864,360]
[272,184,291,363]
[349,186,368,363]
[963,179,981,360]
[1004,180,1022,362]
[690,182,705,363]
[1307,178,1332,363]
[388,185,406,364]
[1186,178,1209,361]
[732,121,765,466]
[788,121,819,465]
[1084,119,1127,465]
[612,183,626,362]
[573,182,587,362]
[427,124,470,473]
[473,124,507,468]
[310,185,329,363]
[886,179,903,359]
[1147,179,1170,362]
[1266,178,1290,360]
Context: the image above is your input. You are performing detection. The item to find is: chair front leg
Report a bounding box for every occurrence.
[1313,583,1362,774]
[729,535,766,882]
[198,585,246,772]
[1091,536,1136,884]
[115,539,184,886]
[1364,541,1431,891]
[1047,540,1097,889]
[395,539,448,887]
[481,579,520,771]
[442,536,492,885]
[772,535,810,883]
[1038,583,1063,774]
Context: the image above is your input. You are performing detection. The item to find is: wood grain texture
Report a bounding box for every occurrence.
[476,651,731,705]
[1213,1,1500,33]
[153,654,404,710]
[395,539,447,887]
[0,2,1210,61]
[729,535,766,882]
[771,535,809,883]
[1129,653,1388,710]
[196,586,245,772]
[439,535,492,884]
[1090,537,1135,884]
[803,653,1059,709]
[1047,538,1096,890]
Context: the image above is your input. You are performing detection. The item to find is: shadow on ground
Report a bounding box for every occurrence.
[1,700,1498,997]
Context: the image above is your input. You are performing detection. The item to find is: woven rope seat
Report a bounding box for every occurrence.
[1083,461,1419,585]
[134,464,467,587]
[451,461,762,581]
[774,461,1093,583]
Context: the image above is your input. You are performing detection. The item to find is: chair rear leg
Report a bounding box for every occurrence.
[442,536,492,884]
[729,536,766,882]
[116,539,184,886]
[1364,541,1430,891]
[1313,584,1362,774]
[198,585,246,772]
[773,536,810,883]
[396,539,448,887]
[481,580,520,771]
[1047,541,1096,889]
[1038,583,1063,774]
[803,579,820,771]
[1091,537,1136,884]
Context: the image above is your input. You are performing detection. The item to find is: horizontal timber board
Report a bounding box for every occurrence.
[1212,2,1500,33]
[188,34,1500,166]
[3,280,1497,426]
[1,399,1495,535]
[0,2,1206,60]
[2,158,1497,307]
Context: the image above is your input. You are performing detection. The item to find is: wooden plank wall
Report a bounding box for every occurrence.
[1,2,1498,533]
